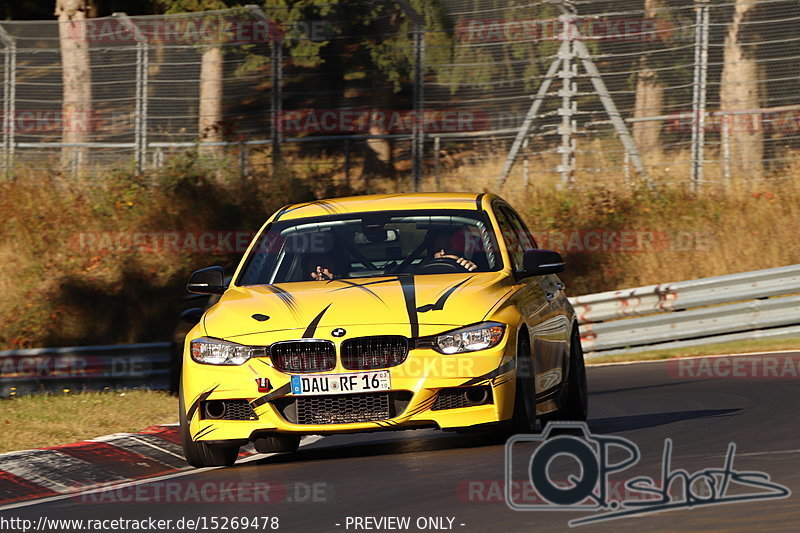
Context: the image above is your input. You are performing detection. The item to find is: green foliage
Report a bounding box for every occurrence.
[157,0,234,13]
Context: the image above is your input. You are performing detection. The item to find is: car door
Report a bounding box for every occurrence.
[497,203,571,398]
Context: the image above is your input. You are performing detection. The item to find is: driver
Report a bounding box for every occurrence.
[304,246,343,281]
[421,228,477,272]
[310,262,335,280]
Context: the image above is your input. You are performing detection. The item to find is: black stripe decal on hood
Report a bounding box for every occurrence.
[397,275,419,339]
[250,382,291,409]
[329,279,387,305]
[303,304,332,338]
[263,284,300,316]
[416,276,473,313]
[336,278,399,288]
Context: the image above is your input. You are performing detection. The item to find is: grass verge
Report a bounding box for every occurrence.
[0,390,178,453]
[586,337,800,365]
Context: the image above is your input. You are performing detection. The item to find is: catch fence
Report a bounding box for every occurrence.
[1,1,799,189]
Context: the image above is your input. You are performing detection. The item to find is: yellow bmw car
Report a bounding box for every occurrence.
[180,192,587,467]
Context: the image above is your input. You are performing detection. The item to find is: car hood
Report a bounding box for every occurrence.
[203,272,514,339]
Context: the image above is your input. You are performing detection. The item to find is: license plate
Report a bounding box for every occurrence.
[290,370,390,396]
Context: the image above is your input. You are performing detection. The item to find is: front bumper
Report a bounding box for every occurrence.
[181,330,518,442]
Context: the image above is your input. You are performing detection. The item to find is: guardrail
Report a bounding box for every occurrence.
[0,342,172,398]
[569,264,800,357]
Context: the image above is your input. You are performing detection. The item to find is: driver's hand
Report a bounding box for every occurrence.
[311,265,335,280]
[456,257,477,271]
[434,251,477,271]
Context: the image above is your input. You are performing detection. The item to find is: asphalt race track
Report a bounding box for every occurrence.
[4,352,799,532]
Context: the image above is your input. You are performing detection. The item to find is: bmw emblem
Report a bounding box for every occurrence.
[331,328,346,338]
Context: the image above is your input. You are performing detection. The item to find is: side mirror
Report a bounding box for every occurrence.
[187,266,227,294]
[518,249,565,278]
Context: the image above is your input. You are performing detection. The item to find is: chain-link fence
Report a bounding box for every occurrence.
[1,1,799,190]
[0,7,275,175]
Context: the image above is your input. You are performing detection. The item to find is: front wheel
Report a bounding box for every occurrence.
[511,335,537,433]
[179,390,240,467]
[254,434,301,453]
[547,327,588,423]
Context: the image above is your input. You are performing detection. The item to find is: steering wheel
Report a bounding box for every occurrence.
[415,257,470,274]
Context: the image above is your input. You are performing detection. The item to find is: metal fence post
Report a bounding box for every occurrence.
[138,39,149,174]
[411,26,425,191]
[690,0,710,192]
[624,150,631,185]
[558,13,577,187]
[271,40,283,174]
[520,136,531,189]
[153,147,164,169]
[721,112,731,182]
[433,135,440,187]
[0,25,16,178]
[396,0,425,191]
[246,6,284,174]
[113,13,148,174]
[343,138,350,188]
[239,141,248,179]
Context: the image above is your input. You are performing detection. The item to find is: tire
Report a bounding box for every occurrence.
[546,327,588,424]
[179,389,240,467]
[511,334,538,433]
[253,434,301,453]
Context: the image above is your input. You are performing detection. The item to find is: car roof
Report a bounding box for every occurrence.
[272,192,490,222]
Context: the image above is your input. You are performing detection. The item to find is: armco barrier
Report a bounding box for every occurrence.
[569,264,800,357]
[0,342,172,397]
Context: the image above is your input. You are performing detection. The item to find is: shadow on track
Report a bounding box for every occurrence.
[588,379,715,397]
[247,430,508,467]
[589,408,740,433]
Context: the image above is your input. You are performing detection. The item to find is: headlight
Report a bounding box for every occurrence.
[435,322,505,354]
[190,337,253,365]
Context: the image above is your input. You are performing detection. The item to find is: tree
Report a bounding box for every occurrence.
[56,0,92,173]
[160,1,233,158]
[720,0,763,179]
[157,0,453,180]
[632,0,665,161]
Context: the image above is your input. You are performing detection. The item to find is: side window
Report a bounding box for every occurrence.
[502,206,538,251]
[493,205,523,270]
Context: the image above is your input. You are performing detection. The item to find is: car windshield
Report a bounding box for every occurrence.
[237,210,501,285]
